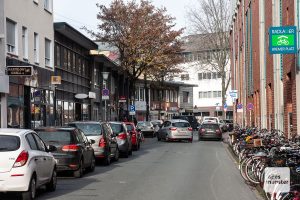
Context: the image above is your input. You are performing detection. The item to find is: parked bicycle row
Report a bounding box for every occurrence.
[0,121,146,200]
[229,127,300,200]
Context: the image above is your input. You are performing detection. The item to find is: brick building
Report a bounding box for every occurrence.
[230,0,300,137]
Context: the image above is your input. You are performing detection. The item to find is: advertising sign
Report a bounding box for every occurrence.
[269,26,297,54]
[7,66,33,76]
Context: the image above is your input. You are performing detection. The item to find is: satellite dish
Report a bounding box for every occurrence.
[75,93,88,99]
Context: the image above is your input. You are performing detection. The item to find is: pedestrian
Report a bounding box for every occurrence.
[134,117,137,126]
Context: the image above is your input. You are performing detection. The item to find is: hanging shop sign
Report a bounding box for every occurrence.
[7,66,33,76]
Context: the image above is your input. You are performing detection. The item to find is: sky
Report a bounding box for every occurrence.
[53,0,199,37]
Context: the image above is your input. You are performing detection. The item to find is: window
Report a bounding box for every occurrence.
[213,91,218,98]
[135,87,139,101]
[44,0,52,12]
[203,73,207,79]
[45,38,51,67]
[218,91,222,97]
[34,33,39,63]
[166,90,169,102]
[199,92,203,99]
[181,74,189,81]
[212,72,217,79]
[207,91,212,98]
[26,133,38,150]
[217,73,222,78]
[174,91,178,102]
[198,73,202,80]
[170,90,174,102]
[33,134,46,151]
[140,87,144,101]
[55,44,60,67]
[6,19,16,54]
[22,27,28,59]
[203,92,208,98]
[94,67,99,87]
[183,91,189,103]
[207,73,211,79]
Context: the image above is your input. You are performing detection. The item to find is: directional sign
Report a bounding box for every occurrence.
[247,103,254,111]
[269,26,297,54]
[102,88,109,100]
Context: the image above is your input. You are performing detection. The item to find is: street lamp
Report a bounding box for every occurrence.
[102,72,109,121]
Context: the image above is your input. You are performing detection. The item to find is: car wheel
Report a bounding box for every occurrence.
[157,135,161,141]
[46,168,57,192]
[74,159,83,178]
[103,150,111,165]
[114,148,119,161]
[88,156,96,172]
[198,135,201,141]
[22,176,36,200]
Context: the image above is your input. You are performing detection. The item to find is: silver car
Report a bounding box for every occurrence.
[136,121,155,138]
[157,119,193,143]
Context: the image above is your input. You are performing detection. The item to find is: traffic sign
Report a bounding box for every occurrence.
[269,26,297,54]
[102,88,109,100]
[247,103,254,111]
[237,103,243,109]
[129,105,136,115]
[224,103,228,109]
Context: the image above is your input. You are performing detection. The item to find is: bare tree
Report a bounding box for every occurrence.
[187,0,231,109]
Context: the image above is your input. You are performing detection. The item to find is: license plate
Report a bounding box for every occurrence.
[179,131,187,134]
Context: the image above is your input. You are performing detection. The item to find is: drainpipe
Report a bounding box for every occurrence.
[295,0,300,135]
[259,0,267,129]
[242,0,247,127]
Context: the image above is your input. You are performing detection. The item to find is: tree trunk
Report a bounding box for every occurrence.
[221,70,226,118]
[144,74,150,121]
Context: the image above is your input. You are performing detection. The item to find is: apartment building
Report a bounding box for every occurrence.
[230,0,300,136]
[175,34,233,119]
[3,0,54,128]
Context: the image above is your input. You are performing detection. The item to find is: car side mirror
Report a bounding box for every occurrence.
[112,133,117,137]
[90,139,96,144]
[47,145,57,152]
[137,129,141,132]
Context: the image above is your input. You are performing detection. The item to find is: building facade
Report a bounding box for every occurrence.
[175,34,233,120]
[4,0,54,129]
[230,0,300,136]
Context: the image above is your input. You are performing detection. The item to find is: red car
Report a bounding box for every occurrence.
[125,122,142,150]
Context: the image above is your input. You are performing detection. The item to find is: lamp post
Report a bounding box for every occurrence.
[102,72,109,121]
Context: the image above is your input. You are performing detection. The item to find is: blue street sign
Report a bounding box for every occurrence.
[130,105,135,112]
[237,103,243,110]
[102,88,109,96]
[269,26,297,54]
[224,103,228,109]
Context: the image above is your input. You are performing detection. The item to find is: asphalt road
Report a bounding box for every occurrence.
[2,133,262,200]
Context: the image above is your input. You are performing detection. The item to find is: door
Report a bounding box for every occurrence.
[78,130,93,166]
[160,121,171,139]
[75,103,82,121]
[103,123,117,154]
[75,130,89,167]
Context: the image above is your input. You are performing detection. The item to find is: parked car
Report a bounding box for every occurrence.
[198,122,222,141]
[124,122,141,150]
[109,122,132,157]
[0,129,57,200]
[157,119,193,143]
[223,119,234,132]
[202,116,219,124]
[68,121,119,165]
[35,127,95,178]
[136,121,155,138]
[172,115,199,130]
[151,120,163,134]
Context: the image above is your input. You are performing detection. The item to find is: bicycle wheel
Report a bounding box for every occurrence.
[245,157,260,184]
[240,157,250,182]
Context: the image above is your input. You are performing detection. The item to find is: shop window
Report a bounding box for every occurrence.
[8,84,24,128]
[63,101,69,125]
[56,101,62,126]
[82,104,89,121]
[69,102,74,122]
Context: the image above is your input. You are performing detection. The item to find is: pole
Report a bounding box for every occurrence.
[250,110,252,127]
[104,99,107,122]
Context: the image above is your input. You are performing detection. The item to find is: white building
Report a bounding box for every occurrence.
[175,34,233,119]
[1,0,54,128]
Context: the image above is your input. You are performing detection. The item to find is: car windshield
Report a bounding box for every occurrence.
[36,131,73,144]
[202,124,219,129]
[70,123,102,136]
[137,122,152,126]
[172,122,190,128]
[151,121,161,126]
[0,135,20,151]
[204,118,218,123]
[110,123,124,134]
[126,124,134,131]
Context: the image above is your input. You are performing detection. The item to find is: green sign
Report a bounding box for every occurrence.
[269,26,297,54]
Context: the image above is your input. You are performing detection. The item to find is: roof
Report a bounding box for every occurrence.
[181,34,215,52]
[167,119,189,123]
[0,128,31,135]
[68,121,101,125]
[54,22,98,50]
[34,127,76,131]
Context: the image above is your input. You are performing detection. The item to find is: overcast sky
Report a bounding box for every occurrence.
[53,0,199,36]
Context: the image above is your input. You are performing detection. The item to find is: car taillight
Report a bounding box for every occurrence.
[117,133,127,140]
[200,128,206,132]
[62,144,79,152]
[99,138,106,148]
[216,129,221,134]
[169,127,177,131]
[188,127,193,131]
[13,150,29,168]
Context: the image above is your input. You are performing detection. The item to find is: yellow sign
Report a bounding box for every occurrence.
[51,76,61,85]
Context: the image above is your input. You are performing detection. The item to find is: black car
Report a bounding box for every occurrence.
[198,122,222,141]
[35,127,96,178]
[172,115,199,130]
[68,121,119,165]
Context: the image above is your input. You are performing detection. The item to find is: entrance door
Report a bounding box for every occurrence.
[75,103,82,121]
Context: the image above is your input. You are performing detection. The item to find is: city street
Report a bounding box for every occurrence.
[23,134,262,200]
